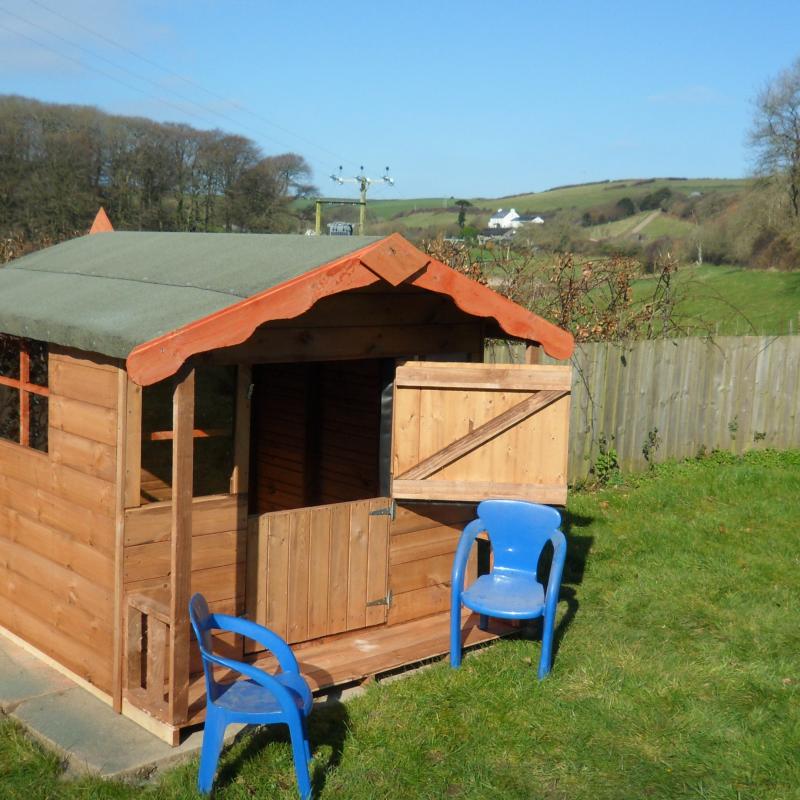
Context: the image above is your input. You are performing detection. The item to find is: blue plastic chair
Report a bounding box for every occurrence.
[189,594,314,798]
[450,499,567,679]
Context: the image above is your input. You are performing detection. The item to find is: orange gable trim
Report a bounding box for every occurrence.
[412,261,574,361]
[126,235,574,386]
[359,233,430,285]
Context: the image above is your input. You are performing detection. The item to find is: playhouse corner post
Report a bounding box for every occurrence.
[168,366,195,726]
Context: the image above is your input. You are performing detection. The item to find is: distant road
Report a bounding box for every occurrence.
[629,210,661,236]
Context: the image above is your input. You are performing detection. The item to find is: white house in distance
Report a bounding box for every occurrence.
[488,209,545,229]
[488,208,521,229]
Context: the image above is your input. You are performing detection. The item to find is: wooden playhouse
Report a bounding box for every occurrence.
[0,219,574,743]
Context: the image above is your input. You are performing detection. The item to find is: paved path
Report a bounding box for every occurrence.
[0,631,361,783]
[0,632,207,780]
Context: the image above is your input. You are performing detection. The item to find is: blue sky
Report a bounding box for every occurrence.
[1,0,799,198]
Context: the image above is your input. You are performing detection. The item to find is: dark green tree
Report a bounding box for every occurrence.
[454,199,471,229]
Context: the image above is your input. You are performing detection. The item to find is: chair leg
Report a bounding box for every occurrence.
[288,715,312,800]
[197,708,227,794]
[478,614,489,631]
[450,601,462,668]
[538,606,557,680]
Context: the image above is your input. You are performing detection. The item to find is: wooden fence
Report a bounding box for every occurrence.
[487,336,800,481]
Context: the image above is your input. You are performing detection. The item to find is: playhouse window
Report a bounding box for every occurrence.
[0,335,48,452]
[140,365,236,503]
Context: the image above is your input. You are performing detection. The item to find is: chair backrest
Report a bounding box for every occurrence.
[476,499,562,579]
[189,593,222,700]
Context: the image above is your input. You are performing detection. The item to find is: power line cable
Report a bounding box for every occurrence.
[0,5,327,160]
[0,19,237,132]
[25,0,360,170]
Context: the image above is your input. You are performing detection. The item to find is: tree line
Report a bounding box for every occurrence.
[0,95,317,252]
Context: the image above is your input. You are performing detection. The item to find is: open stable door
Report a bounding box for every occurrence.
[245,497,391,653]
[391,361,571,505]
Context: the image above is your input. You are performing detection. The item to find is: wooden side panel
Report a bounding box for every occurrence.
[122,493,248,683]
[245,498,390,649]
[0,346,121,693]
[392,362,571,504]
[387,503,476,626]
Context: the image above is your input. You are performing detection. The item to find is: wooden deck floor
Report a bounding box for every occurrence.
[186,611,514,726]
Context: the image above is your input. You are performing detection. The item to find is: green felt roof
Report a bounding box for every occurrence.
[0,232,381,359]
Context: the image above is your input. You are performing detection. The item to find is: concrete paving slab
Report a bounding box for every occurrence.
[0,631,353,783]
[10,686,211,780]
[0,636,74,712]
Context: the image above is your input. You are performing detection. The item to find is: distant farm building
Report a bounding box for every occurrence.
[488,208,521,229]
[488,209,545,230]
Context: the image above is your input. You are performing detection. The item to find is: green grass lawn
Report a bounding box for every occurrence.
[633,263,800,335]
[2,450,799,799]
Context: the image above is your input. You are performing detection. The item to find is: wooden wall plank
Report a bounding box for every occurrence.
[392,479,567,504]
[327,503,350,635]
[391,552,454,595]
[230,365,251,495]
[0,506,113,587]
[49,428,116,483]
[49,359,118,408]
[49,395,118,447]
[0,468,115,556]
[395,363,572,391]
[208,323,483,366]
[0,532,113,622]
[306,506,331,640]
[124,380,142,509]
[388,584,451,626]
[287,509,310,643]
[124,494,244,547]
[124,530,245,583]
[168,367,194,726]
[346,501,369,631]
[265,513,290,640]
[387,501,475,627]
[365,499,390,627]
[0,439,116,516]
[0,582,113,690]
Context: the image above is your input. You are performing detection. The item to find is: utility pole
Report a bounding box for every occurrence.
[330,166,394,235]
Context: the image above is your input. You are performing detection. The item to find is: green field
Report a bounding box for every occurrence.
[633,263,800,335]
[639,212,696,240]
[486,177,749,214]
[588,211,697,242]
[2,449,799,799]
[362,177,750,229]
[303,177,750,237]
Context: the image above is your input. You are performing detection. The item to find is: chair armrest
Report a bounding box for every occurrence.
[450,518,485,604]
[204,651,302,717]
[544,529,567,615]
[208,613,301,674]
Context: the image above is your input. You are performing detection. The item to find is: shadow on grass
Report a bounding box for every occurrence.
[527,510,594,660]
[212,701,350,796]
